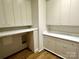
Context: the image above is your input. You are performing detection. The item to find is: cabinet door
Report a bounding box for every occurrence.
[77,44,79,59]
[13,0,23,26]
[69,0,79,26]
[0,0,6,28]
[55,39,66,58]
[13,0,32,26]
[2,34,24,58]
[3,0,15,27]
[60,0,71,25]
[0,39,3,59]
[20,0,32,26]
[61,0,79,26]
[46,0,61,25]
[62,40,77,59]
[43,36,56,52]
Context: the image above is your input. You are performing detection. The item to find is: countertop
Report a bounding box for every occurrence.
[43,31,79,43]
[0,28,38,37]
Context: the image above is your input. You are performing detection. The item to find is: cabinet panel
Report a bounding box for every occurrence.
[13,0,23,26]
[62,40,77,59]
[1,34,24,58]
[69,0,79,26]
[46,0,61,25]
[24,0,32,26]
[60,0,71,25]
[46,0,71,25]
[55,39,77,59]
[77,44,79,59]
[0,0,32,28]
[55,39,66,57]
[20,0,28,26]
[3,0,15,27]
[13,0,32,26]
[44,36,56,52]
[43,35,77,59]
[61,0,79,26]
[0,0,6,27]
[46,0,79,26]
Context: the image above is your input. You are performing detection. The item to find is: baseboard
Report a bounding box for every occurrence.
[34,48,39,53]
[44,47,66,59]
[38,48,44,52]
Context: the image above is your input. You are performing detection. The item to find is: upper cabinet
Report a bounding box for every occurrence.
[0,0,32,28]
[46,0,61,25]
[0,0,10,27]
[3,0,15,27]
[46,0,79,26]
[0,0,7,27]
[13,0,32,26]
[60,0,70,25]
[69,0,79,26]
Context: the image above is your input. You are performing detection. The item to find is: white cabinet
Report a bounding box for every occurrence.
[44,36,56,52]
[0,0,6,27]
[46,0,79,26]
[13,0,32,26]
[12,0,22,26]
[55,39,65,57]
[69,0,79,26]
[62,40,77,59]
[2,35,23,58]
[46,0,61,25]
[55,38,77,59]
[61,0,79,26]
[60,0,71,25]
[43,35,78,59]
[46,0,70,25]
[3,0,15,27]
[77,44,79,59]
[0,0,32,28]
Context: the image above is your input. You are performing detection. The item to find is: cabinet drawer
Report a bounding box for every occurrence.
[77,44,79,59]
[43,36,56,52]
[55,39,66,57]
[60,39,77,59]
[43,35,77,59]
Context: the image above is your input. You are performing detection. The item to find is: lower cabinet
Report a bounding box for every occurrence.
[44,36,56,52]
[62,39,77,59]
[77,44,79,59]
[43,35,78,59]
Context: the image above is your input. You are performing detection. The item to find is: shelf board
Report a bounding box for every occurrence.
[43,31,79,43]
[0,28,38,37]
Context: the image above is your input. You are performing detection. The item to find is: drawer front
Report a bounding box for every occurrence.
[55,39,66,57]
[43,35,77,59]
[77,44,79,59]
[43,36,56,52]
[62,40,77,59]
